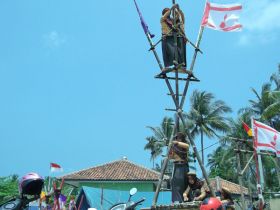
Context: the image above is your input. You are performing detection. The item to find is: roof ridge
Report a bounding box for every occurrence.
[61,159,125,178]
[218,177,247,189]
[61,159,169,180]
[123,159,169,178]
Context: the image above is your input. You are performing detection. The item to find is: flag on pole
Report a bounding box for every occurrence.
[201,2,242,32]
[133,0,155,38]
[252,120,280,156]
[50,163,63,172]
[242,122,253,137]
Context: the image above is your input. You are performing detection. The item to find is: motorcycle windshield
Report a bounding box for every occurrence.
[110,203,126,210]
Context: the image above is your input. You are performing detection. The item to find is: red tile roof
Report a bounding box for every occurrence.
[207,177,249,195]
[62,159,169,181]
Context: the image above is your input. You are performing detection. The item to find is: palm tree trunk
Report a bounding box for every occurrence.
[201,129,204,165]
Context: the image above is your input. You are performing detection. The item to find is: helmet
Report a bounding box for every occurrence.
[186,171,197,177]
[200,197,223,210]
[19,172,44,196]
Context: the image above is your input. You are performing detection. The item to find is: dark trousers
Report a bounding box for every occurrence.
[162,35,186,68]
[171,162,189,202]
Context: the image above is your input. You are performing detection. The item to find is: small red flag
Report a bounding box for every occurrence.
[242,122,253,137]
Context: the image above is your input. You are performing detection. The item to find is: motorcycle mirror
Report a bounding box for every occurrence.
[129,188,137,196]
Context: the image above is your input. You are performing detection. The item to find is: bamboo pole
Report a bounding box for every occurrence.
[179,26,204,110]
[145,33,179,108]
[171,0,180,133]
[77,195,84,210]
[152,123,176,206]
[241,154,254,175]
[236,144,246,209]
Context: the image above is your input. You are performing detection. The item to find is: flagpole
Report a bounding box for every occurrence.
[258,154,265,189]
[236,143,246,210]
[179,18,205,109]
[252,119,264,210]
[48,163,52,192]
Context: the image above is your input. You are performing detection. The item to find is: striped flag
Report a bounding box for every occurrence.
[201,2,242,32]
[50,163,63,173]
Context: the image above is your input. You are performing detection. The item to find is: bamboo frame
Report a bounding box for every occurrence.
[148,1,215,206]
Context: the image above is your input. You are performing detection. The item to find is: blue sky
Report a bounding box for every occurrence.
[0,0,279,178]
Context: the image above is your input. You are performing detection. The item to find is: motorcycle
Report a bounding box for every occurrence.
[0,173,44,210]
[109,188,145,210]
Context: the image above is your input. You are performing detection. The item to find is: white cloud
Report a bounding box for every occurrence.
[43,31,66,49]
[238,0,280,45]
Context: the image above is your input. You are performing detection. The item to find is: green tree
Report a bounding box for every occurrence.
[185,90,232,165]
[207,146,237,182]
[144,136,163,168]
[270,64,280,90]
[240,83,280,130]
[268,65,280,130]
[0,175,19,204]
[144,117,174,168]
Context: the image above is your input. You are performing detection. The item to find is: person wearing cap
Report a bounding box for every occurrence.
[183,172,206,202]
[220,187,235,210]
[169,132,189,203]
[161,4,186,69]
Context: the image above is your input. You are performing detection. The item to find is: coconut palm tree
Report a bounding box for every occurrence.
[144,136,163,168]
[270,64,280,90]
[185,90,232,165]
[207,146,237,182]
[144,117,174,167]
[240,83,280,129]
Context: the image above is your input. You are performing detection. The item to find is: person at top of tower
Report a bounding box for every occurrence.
[161,4,187,69]
[169,132,190,203]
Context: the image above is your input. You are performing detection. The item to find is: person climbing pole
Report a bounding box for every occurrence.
[161,4,187,69]
[169,132,189,203]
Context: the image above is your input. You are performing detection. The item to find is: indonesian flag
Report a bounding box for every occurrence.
[252,120,280,157]
[50,162,63,172]
[201,2,242,32]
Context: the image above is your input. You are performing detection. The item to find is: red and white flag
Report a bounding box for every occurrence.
[50,162,63,172]
[201,2,242,32]
[252,120,280,157]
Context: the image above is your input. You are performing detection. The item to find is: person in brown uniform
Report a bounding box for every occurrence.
[183,172,206,202]
[169,132,189,203]
[161,4,186,68]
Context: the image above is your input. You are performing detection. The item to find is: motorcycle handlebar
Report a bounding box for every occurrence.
[132,198,145,207]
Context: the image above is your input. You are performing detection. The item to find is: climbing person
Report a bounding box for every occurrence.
[220,187,235,210]
[183,171,207,202]
[161,4,187,69]
[169,132,189,203]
